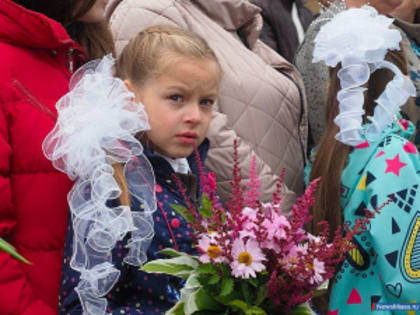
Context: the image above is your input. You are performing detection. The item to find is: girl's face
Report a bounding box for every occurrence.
[127,56,220,159]
[78,0,108,23]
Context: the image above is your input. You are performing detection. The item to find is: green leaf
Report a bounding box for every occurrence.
[248,277,259,287]
[159,248,185,258]
[212,288,242,306]
[207,274,221,285]
[219,213,227,224]
[313,280,329,297]
[240,281,253,304]
[0,238,30,264]
[219,263,230,278]
[199,196,213,218]
[170,203,195,223]
[245,306,267,315]
[141,256,199,279]
[166,301,185,315]
[228,299,248,312]
[183,287,224,314]
[196,263,218,275]
[316,280,329,291]
[219,278,234,297]
[254,285,268,306]
[286,302,317,315]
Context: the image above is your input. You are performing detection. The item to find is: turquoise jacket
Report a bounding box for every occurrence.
[305,117,420,314]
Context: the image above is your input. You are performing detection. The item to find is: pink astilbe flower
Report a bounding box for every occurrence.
[263,210,290,240]
[244,156,261,209]
[261,207,291,252]
[238,207,258,239]
[226,140,245,216]
[231,238,266,279]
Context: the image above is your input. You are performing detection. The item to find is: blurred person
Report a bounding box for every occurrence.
[392,0,420,146]
[308,6,419,314]
[295,0,404,148]
[250,0,314,63]
[108,0,309,211]
[0,1,113,314]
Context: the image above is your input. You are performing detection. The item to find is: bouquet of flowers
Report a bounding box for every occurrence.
[141,142,372,315]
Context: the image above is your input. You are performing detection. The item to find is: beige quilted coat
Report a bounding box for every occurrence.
[108,0,308,210]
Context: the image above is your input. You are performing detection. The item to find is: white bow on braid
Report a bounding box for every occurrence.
[43,55,157,315]
[313,5,416,146]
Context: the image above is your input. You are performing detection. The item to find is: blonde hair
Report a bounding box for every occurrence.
[115,24,222,86]
[113,25,221,206]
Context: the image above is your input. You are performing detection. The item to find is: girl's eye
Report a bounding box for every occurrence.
[200,99,215,107]
[169,95,183,102]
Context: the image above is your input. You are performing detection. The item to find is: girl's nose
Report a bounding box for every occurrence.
[184,103,202,125]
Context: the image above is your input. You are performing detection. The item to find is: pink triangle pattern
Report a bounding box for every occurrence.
[356,141,370,149]
[375,151,385,158]
[347,288,362,304]
[328,310,339,315]
[404,142,417,154]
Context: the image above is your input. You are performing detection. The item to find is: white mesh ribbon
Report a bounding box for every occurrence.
[43,55,157,315]
[313,5,416,146]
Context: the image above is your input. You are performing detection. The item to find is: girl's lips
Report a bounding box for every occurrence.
[177,136,197,145]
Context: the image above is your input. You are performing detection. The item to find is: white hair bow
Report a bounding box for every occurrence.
[313,5,416,146]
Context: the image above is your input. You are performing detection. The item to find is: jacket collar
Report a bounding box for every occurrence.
[0,0,79,50]
[144,138,210,177]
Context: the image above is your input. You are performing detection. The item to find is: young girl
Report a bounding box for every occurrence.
[43,25,222,315]
[0,1,112,314]
[109,0,307,212]
[307,6,420,314]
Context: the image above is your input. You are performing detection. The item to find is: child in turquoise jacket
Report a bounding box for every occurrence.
[307,5,420,314]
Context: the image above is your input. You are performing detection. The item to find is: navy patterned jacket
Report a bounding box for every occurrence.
[59,140,210,314]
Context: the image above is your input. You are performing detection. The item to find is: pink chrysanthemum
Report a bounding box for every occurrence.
[230,238,266,278]
[308,258,326,285]
[280,244,308,270]
[197,233,226,263]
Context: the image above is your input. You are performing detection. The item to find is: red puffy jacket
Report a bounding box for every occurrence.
[0,1,86,314]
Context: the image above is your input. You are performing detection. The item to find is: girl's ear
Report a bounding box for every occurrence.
[124,79,135,93]
[124,79,141,102]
